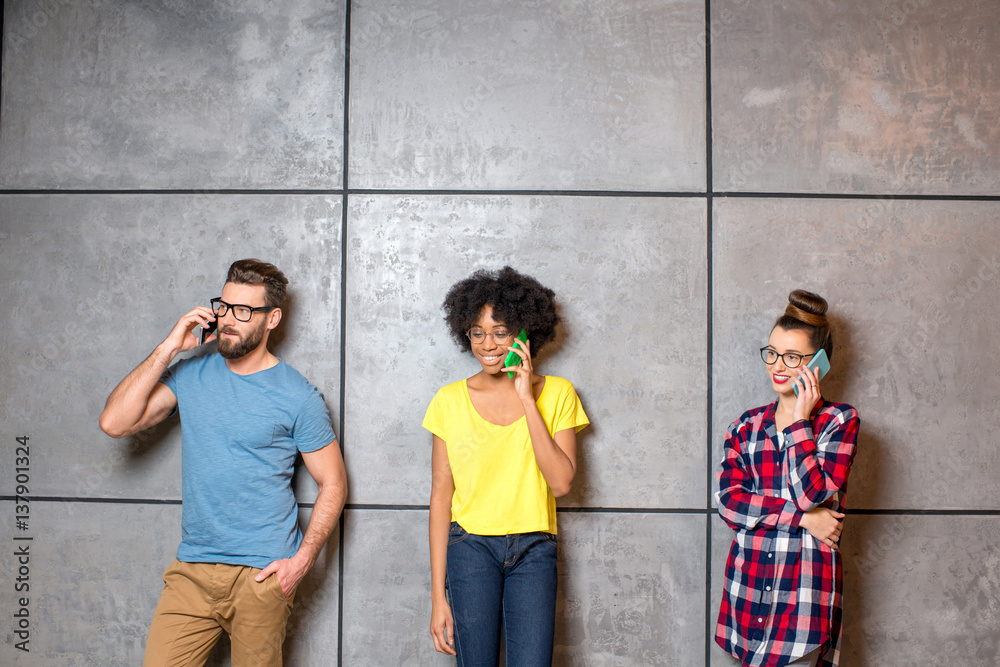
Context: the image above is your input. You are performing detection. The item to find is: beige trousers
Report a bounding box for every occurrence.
[143,559,296,667]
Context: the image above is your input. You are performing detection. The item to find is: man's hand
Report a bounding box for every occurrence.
[164,306,217,355]
[99,305,216,438]
[255,554,311,598]
[253,442,347,598]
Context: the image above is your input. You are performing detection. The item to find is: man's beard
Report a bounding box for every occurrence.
[217,319,267,360]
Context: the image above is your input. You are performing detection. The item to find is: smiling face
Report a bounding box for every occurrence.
[764,326,817,396]
[215,282,278,360]
[468,305,515,375]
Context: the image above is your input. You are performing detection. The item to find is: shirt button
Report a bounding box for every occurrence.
[758,617,764,623]
[766,586,772,591]
[768,553,773,558]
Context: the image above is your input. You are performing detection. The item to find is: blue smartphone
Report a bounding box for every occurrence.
[504,329,528,378]
[793,348,830,396]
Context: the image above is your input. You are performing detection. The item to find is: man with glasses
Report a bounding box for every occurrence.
[99,258,347,666]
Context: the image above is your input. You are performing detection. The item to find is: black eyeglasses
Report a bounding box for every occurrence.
[211,298,276,322]
[760,347,816,369]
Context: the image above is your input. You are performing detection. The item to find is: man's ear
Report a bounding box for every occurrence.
[267,307,282,330]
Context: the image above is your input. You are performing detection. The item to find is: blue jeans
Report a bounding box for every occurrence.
[446,522,558,666]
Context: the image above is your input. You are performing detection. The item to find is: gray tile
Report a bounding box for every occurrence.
[1,1,344,189]
[840,515,1000,665]
[341,509,453,665]
[555,512,706,666]
[0,503,338,666]
[350,0,706,190]
[712,0,1000,195]
[345,195,707,507]
[713,197,1000,510]
[0,195,342,500]
[341,510,707,666]
[0,501,177,665]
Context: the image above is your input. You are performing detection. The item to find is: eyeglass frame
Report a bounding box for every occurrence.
[759,346,816,369]
[466,328,515,345]
[211,297,277,322]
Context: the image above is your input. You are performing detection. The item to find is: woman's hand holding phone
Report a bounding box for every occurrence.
[503,330,528,378]
[503,333,533,401]
[792,362,822,423]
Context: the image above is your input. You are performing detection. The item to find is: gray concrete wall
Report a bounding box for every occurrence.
[1,0,998,664]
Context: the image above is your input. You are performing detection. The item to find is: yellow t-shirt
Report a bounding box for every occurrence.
[422,375,589,536]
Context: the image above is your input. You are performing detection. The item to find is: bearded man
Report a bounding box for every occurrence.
[100,258,347,666]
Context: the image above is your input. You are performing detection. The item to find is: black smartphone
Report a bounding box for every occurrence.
[201,319,218,345]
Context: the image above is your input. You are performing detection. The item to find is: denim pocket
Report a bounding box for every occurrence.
[448,522,469,546]
[542,532,558,545]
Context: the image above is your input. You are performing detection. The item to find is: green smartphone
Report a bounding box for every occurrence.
[793,348,830,396]
[504,329,528,378]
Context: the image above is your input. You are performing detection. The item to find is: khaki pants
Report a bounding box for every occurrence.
[143,559,296,667]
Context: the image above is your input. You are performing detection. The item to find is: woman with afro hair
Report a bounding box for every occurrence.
[423,266,589,665]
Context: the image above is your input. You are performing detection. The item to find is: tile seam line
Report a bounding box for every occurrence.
[0,188,706,197]
[338,1,351,665]
[705,0,714,661]
[2,189,997,202]
[5,498,994,516]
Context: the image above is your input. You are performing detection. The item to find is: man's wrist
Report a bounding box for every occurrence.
[291,549,317,571]
[154,340,182,363]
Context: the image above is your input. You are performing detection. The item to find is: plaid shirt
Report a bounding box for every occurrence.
[715,400,860,667]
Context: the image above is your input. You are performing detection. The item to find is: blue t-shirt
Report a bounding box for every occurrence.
[161,353,336,568]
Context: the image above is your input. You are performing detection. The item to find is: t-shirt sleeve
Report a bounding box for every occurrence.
[422,387,449,441]
[159,359,183,393]
[158,358,188,417]
[551,379,590,434]
[293,386,338,453]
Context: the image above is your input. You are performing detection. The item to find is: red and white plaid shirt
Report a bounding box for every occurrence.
[716,400,860,667]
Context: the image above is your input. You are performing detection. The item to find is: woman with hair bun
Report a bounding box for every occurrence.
[716,290,860,667]
[423,266,589,665]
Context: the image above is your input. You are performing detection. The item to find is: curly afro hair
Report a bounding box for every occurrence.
[443,266,560,357]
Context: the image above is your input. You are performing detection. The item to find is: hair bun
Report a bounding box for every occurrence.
[784,289,828,328]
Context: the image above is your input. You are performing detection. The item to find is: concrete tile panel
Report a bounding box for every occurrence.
[555,512,707,665]
[712,0,1000,195]
[350,0,706,190]
[0,503,339,666]
[345,195,707,507]
[0,501,177,665]
[340,509,453,665]
[1,1,344,189]
[341,509,707,665]
[713,197,1000,510]
[713,513,1000,664]
[0,195,342,500]
[840,514,1000,665]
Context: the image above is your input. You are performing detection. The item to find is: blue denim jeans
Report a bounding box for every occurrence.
[446,522,558,666]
